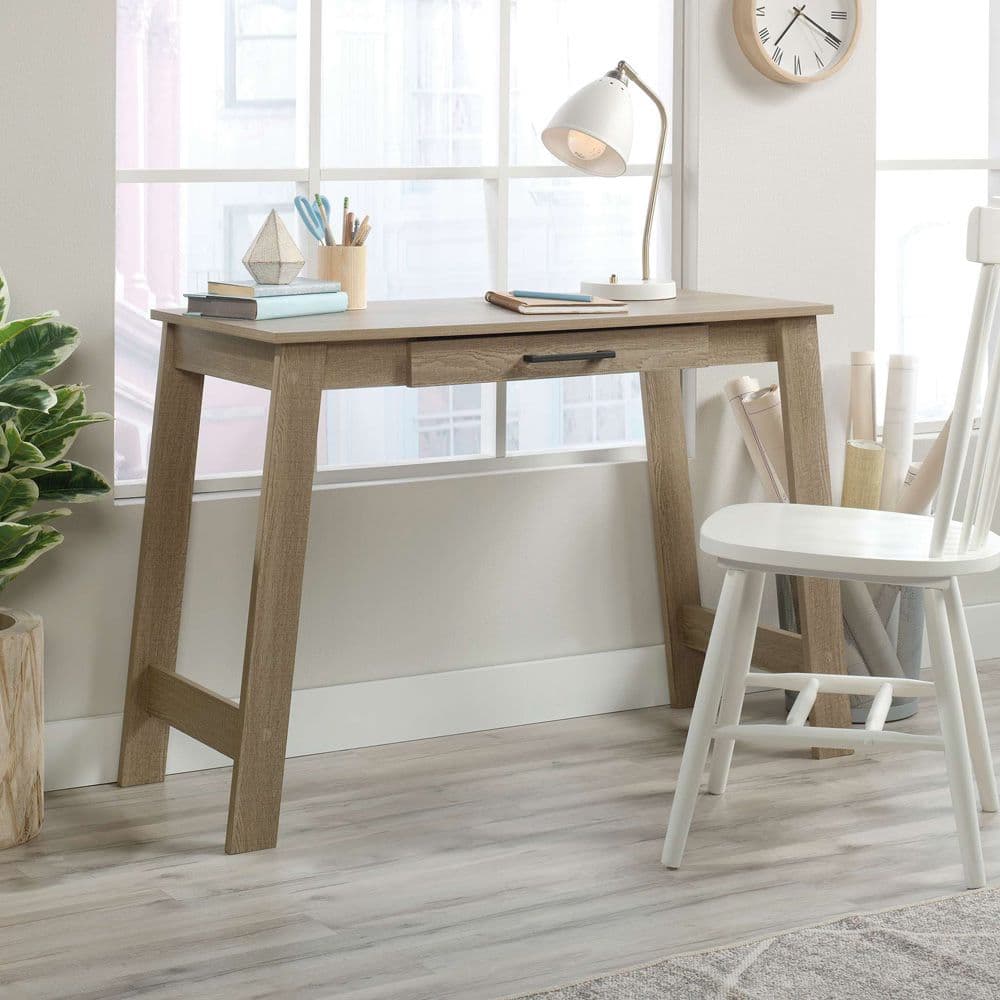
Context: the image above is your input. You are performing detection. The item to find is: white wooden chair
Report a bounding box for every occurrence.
[662,199,1000,889]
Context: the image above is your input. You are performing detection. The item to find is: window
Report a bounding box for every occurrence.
[226,0,299,107]
[115,0,675,488]
[876,0,992,427]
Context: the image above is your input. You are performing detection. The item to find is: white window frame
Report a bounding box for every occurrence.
[875,5,1000,437]
[115,0,687,499]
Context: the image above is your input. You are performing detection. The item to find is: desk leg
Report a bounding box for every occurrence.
[118,324,205,787]
[641,369,704,709]
[776,317,853,757]
[225,344,326,854]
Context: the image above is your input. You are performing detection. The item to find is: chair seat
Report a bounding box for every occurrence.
[701,503,1000,582]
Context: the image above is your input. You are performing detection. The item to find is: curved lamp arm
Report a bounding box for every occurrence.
[609,61,667,283]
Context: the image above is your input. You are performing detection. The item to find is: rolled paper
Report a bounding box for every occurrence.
[742,385,789,496]
[896,415,952,516]
[880,354,918,510]
[842,440,885,510]
[896,587,925,680]
[775,573,799,633]
[725,377,789,502]
[841,579,906,679]
[849,350,878,441]
[870,415,954,625]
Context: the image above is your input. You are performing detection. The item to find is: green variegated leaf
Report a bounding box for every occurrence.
[0,268,7,325]
[16,507,71,526]
[12,462,70,479]
[0,526,63,588]
[5,422,44,466]
[0,378,57,413]
[0,311,59,347]
[16,384,102,436]
[0,426,10,469]
[21,413,109,463]
[33,462,110,502]
[0,473,39,520]
[0,320,79,383]
[0,521,40,562]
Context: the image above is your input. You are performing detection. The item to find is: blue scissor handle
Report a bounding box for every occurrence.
[294,194,332,242]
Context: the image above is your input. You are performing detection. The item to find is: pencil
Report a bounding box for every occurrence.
[351,215,370,246]
[342,196,350,246]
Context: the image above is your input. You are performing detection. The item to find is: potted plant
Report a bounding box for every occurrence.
[0,269,109,848]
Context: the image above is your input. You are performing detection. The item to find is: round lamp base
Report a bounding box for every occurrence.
[581,278,677,301]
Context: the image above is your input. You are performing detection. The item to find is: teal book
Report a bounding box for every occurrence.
[186,291,349,320]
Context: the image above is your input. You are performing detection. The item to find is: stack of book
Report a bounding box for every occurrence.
[485,290,628,315]
[186,278,348,320]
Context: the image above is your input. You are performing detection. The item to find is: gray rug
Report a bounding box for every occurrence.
[512,889,1000,999]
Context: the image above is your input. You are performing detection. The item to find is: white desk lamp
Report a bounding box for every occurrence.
[542,61,676,301]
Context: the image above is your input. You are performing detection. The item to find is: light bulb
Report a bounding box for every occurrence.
[566,130,606,162]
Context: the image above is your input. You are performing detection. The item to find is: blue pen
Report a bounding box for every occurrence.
[511,290,593,303]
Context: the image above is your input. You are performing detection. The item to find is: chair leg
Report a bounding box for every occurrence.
[944,578,1000,813]
[925,588,987,889]
[663,568,755,869]
[707,570,766,795]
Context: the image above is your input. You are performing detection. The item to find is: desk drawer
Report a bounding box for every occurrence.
[407,325,709,387]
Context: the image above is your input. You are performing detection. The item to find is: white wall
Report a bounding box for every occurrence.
[2,0,886,790]
[687,0,876,609]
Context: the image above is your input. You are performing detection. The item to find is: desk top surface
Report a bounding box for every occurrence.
[153,289,833,345]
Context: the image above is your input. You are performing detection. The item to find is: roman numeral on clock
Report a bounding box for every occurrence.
[772,46,783,65]
[756,5,766,14]
[759,26,770,42]
[814,50,825,68]
[824,32,841,49]
[831,9,848,18]
[794,54,802,75]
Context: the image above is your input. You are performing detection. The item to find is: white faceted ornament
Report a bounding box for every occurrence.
[242,209,305,284]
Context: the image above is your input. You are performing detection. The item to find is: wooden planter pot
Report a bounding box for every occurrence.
[0,609,43,848]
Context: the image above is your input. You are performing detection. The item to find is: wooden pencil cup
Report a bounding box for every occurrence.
[317,245,367,310]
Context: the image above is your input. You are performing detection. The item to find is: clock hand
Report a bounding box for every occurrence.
[772,5,805,49]
[797,8,842,45]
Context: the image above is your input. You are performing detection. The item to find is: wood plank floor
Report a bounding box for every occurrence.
[3,666,1000,999]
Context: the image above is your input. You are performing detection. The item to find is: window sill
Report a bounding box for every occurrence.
[114,444,649,503]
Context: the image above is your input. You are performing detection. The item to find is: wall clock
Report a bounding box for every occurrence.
[734,2,861,85]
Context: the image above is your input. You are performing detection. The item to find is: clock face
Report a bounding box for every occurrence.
[745,3,859,82]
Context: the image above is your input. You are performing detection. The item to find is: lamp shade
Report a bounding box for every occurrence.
[541,75,632,177]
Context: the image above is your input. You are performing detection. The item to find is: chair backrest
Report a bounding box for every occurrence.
[932,199,1000,557]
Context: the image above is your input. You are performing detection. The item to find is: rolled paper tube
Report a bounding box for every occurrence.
[880,354,918,510]
[775,573,799,633]
[725,376,788,503]
[896,415,952,516]
[849,350,878,441]
[842,440,885,510]
[896,587,925,680]
[841,578,906,679]
[844,635,876,715]
[870,415,954,621]
[741,385,789,497]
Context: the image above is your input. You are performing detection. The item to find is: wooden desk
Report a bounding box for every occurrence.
[117,290,851,854]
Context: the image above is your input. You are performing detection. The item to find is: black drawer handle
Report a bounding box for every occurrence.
[522,349,617,364]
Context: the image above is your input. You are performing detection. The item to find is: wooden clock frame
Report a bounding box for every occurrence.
[733,1,862,85]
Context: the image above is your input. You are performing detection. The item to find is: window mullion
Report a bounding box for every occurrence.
[494,0,512,460]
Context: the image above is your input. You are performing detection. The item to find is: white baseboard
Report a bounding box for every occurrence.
[967,602,1000,661]
[44,645,670,792]
[41,600,1000,794]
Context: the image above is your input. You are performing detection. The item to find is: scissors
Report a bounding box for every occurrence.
[294,194,333,244]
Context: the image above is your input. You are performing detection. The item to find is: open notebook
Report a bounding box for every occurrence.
[485,291,628,315]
